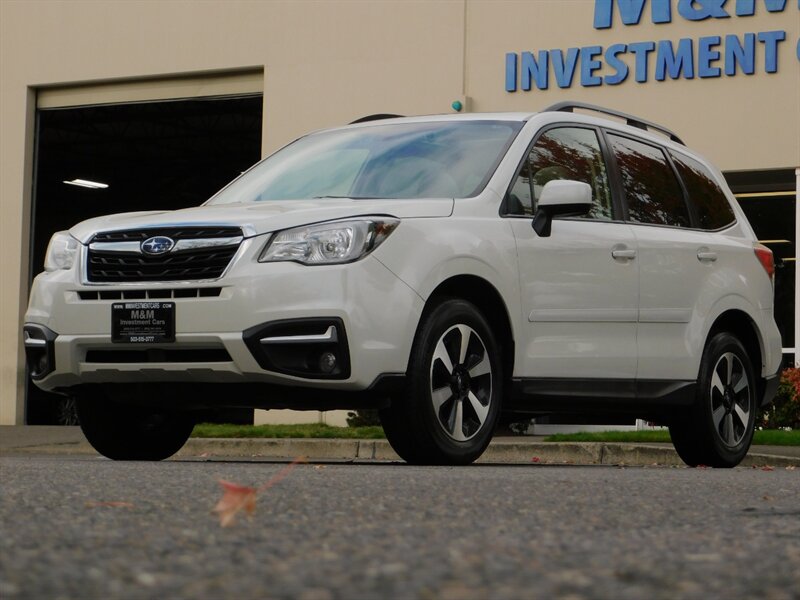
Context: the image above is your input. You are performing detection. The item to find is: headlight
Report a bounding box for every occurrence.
[259,218,399,265]
[44,231,79,271]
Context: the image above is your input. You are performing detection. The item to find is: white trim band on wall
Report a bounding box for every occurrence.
[36,69,263,109]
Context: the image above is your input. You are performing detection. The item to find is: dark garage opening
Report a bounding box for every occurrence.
[725,168,797,364]
[27,94,263,424]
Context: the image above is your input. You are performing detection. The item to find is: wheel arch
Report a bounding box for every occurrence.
[705,308,766,398]
[419,275,515,384]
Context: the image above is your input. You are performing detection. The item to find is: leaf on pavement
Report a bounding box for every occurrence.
[212,457,306,527]
[212,480,258,527]
[761,465,775,471]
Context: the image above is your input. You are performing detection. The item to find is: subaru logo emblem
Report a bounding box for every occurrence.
[141,236,175,255]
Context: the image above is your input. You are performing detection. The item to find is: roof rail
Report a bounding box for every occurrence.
[349,113,404,124]
[542,101,685,145]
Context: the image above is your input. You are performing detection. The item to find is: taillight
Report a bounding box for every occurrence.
[754,244,774,280]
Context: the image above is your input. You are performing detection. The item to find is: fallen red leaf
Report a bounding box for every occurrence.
[212,480,258,527]
[212,457,306,527]
[531,457,540,463]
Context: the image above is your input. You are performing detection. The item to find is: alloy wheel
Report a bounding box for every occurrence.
[429,324,493,442]
[709,351,751,448]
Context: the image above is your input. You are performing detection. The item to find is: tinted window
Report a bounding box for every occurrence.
[207,120,523,203]
[508,127,613,219]
[671,152,735,230]
[608,134,690,227]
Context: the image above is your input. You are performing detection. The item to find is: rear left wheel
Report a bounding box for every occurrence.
[669,332,756,468]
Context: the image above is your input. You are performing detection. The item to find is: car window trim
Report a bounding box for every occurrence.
[602,128,694,230]
[662,146,700,228]
[604,130,738,233]
[499,122,622,223]
[668,148,738,231]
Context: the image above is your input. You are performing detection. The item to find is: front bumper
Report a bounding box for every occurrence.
[25,243,424,398]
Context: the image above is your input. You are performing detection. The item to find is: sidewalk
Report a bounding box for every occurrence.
[1,425,798,467]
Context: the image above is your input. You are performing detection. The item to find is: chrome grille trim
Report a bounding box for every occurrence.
[91,226,245,242]
[89,237,243,254]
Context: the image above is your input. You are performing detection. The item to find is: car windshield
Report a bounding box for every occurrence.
[207,120,523,204]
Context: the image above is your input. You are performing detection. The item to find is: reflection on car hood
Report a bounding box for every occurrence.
[68,198,454,244]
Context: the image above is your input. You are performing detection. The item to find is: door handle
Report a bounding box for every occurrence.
[611,249,636,260]
[697,250,717,262]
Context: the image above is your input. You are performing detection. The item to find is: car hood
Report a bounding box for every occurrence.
[68,198,454,244]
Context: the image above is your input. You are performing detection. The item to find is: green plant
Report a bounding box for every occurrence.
[758,367,800,429]
[346,409,381,427]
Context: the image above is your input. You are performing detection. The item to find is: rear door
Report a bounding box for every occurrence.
[604,132,734,382]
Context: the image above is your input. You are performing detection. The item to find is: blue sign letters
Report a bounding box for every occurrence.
[506,0,795,92]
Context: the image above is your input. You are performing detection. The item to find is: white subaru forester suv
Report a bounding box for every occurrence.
[25,102,782,467]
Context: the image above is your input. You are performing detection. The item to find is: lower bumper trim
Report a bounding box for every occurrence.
[57,373,407,411]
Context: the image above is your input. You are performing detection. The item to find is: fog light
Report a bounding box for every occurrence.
[319,352,337,373]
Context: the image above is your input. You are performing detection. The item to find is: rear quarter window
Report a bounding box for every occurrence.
[670,152,736,230]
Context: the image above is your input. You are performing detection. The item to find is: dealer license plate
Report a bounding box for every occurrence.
[111,302,175,343]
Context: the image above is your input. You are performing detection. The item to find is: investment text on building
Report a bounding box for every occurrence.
[505,0,796,92]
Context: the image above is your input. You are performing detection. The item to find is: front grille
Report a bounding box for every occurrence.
[87,227,243,283]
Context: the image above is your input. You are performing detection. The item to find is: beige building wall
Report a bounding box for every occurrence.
[1,0,798,424]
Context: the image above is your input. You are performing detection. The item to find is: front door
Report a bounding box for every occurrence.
[507,125,639,379]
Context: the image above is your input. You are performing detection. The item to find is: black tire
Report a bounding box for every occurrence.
[75,387,195,461]
[380,299,503,465]
[669,332,757,468]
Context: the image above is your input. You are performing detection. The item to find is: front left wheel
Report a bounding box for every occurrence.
[380,299,503,465]
[75,387,195,461]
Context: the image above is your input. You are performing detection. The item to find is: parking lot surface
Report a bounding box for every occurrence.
[1,456,798,599]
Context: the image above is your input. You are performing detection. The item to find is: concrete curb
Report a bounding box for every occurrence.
[6,437,798,467]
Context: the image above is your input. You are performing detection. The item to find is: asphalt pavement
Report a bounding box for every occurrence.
[1,426,798,467]
[1,455,798,599]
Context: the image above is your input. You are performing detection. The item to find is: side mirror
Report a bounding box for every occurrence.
[531,180,593,237]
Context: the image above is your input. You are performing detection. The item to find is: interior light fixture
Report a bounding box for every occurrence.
[734,191,794,198]
[63,178,109,189]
